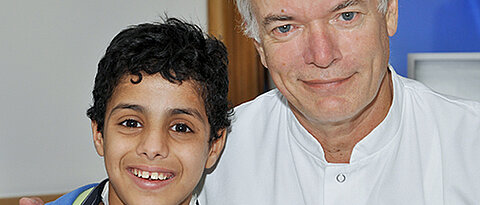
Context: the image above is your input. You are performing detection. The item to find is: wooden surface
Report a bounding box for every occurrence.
[208,0,266,106]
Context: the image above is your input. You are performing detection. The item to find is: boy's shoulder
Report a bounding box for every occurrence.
[46,179,108,205]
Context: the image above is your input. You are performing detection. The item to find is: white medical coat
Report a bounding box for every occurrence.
[199,68,480,205]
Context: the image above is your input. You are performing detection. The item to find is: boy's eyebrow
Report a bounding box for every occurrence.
[262,15,293,27]
[109,104,145,117]
[169,108,206,124]
[331,0,362,12]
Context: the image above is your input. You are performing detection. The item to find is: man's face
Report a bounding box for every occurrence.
[252,0,397,125]
[92,74,224,205]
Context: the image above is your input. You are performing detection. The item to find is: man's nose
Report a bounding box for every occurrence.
[136,128,169,160]
[303,25,342,68]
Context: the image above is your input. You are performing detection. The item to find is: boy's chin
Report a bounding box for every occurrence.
[113,188,193,205]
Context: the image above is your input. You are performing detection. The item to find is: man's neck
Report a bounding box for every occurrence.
[294,71,393,163]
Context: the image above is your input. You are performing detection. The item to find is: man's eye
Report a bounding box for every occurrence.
[340,12,356,21]
[120,119,142,128]
[171,123,192,133]
[275,24,292,33]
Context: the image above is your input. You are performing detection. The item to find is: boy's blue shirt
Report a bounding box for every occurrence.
[46,179,107,205]
[45,178,201,205]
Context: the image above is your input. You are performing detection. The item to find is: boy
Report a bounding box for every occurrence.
[24,17,231,205]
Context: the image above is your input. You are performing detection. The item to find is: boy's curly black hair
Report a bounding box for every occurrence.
[86,18,231,141]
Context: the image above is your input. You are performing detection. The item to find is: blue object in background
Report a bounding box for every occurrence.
[389,0,480,77]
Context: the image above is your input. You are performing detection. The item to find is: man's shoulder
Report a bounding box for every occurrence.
[233,88,287,116]
[227,88,290,142]
[394,74,480,141]
[397,75,480,114]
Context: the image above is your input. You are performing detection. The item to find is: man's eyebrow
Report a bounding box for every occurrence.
[109,104,146,118]
[169,108,206,124]
[331,0,362,12]
[262,15,293,27]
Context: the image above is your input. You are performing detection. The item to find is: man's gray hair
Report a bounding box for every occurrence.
[236,0,390,42]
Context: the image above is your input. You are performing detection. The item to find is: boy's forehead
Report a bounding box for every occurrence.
[109,73,206,112]
[118,73,202,88]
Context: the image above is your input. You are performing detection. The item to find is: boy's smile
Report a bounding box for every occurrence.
[130,167,174,181]
[91,73,225,205]
[127,166,175,190]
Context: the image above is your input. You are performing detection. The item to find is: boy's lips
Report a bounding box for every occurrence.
[131,168,175,180]
[127,167,176,190]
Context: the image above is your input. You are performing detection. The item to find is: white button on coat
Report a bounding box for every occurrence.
[336,173,346,183]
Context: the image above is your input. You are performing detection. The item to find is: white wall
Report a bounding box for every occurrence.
[0,0,207,197]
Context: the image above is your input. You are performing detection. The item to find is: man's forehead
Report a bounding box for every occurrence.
[251,0,374,30]
[252,0,370,16]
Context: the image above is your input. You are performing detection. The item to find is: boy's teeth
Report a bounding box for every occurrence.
[132,168,171,181]
[141,171,150,179]
[151,172,159,180]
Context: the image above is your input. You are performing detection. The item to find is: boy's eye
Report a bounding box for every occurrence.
[171,123,192,133]
[340,12,357,21]
[120,119,142,128]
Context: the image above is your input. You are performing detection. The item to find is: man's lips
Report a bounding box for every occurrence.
[302,75,354,89]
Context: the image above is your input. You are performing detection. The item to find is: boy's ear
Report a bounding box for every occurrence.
[205,129,227,169]
[91,121,105,157]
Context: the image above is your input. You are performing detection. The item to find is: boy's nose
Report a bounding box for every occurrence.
[136,128,169,160]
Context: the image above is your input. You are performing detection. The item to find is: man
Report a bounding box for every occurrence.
[198,0,480,204]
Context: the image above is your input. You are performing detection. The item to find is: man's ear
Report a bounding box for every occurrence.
[205,129,227,169]
[254,40,268,68]
[386,0,398,37]
[91,121,105,157]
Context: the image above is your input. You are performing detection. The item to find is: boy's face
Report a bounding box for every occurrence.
[92,73,225,205]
